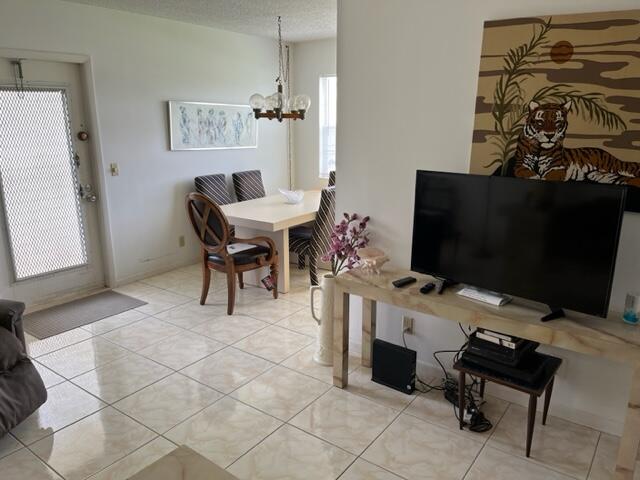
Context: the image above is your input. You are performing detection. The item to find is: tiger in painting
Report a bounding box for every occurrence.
[513,101,640,187]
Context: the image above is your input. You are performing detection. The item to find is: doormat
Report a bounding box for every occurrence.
[23,290,147,339]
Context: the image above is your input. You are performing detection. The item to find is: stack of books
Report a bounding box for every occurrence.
[476,328,524,350]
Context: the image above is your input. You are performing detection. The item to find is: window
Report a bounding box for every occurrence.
[319,75,337,179]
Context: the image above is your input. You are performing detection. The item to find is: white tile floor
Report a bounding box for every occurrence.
[2,264,630,479]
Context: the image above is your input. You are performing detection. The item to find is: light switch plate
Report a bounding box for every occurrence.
[110,163,119,176]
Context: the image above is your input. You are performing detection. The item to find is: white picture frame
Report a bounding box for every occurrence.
[168,101,258,151]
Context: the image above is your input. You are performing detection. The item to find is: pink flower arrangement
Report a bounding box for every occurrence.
[322,213,371,276]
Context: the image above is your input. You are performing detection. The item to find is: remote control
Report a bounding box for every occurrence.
[420,282,436,294]
[392,276,417,288]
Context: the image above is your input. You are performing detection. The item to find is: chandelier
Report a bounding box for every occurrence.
[249,16,310,122]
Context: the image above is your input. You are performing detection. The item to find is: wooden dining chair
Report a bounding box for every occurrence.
[289,186,335,285]
[185,192,278,315]
[232,170,266,202]
[195,173,235,236]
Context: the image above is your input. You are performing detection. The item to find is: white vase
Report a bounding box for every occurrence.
[310,273,334,366]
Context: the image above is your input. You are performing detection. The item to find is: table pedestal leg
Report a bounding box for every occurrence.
[233,226,290,294]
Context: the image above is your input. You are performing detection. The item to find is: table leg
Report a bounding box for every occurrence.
[362,299,377,368]
[277,227,290,294]
[615,367,640,479]
[234,226,290,293]
[333,288,350,388]
[458,371,465,430]
[542,377,554,426]
[527,394,537,458]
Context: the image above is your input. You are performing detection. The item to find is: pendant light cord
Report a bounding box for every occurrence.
[276,16,289,87]
[276,15,293,189]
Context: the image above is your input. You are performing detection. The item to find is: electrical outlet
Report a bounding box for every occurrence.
[179,235,185,247]
[402,315,414,334]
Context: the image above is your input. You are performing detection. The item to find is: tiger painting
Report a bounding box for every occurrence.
[513,101,640,187]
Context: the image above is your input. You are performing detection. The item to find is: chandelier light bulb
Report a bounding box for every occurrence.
[296,94,311,111]
[249,93,265,110]
[272,91,284,110]
[288,95,298,111]
[264,94,277,110]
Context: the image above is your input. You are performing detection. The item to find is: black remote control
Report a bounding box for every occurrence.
[392,276,417,288]
[420,282,436,294]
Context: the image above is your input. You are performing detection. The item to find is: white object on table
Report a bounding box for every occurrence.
[220,190,321,293]
[278,188,305,204]
[457,286,512,307]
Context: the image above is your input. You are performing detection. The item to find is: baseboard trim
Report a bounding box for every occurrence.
[114,255,200,287]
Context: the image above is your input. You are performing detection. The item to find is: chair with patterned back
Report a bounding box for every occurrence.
[289,186,336,285]
[195,173,235,235]
[328,170,336,187]
[185,192,279,314]
[194,173,233,205]
[232,170,266,202]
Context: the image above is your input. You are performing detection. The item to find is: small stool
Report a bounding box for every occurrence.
[453,353,562,458]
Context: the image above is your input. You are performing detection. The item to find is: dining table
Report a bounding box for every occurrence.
[220,190,321,293]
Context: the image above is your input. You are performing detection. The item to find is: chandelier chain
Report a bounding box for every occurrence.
[277,16,289,86]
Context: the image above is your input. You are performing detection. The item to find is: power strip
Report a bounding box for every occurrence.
[444,383,459,406]
[443,381,492,431]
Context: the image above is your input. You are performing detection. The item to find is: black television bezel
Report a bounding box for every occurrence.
[410,170,627,318]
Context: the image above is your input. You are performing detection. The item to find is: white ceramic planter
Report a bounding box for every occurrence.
[310,273,334,366]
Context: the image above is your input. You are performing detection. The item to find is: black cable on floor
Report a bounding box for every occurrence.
[402,324,492,433]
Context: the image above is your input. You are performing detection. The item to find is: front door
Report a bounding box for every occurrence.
[0,57,105,304]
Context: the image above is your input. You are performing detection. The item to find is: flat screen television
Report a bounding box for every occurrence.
[410,171,627,318]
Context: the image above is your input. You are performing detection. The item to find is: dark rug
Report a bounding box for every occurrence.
[23,290,147,339]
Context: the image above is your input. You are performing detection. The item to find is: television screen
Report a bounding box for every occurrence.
[410,171,626,317]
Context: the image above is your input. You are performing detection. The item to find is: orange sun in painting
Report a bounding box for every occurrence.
[549,40,574,64]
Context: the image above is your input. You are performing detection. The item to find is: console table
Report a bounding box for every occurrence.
[332,268,640,480]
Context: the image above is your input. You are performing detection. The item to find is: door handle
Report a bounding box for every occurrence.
[79,184,98,203]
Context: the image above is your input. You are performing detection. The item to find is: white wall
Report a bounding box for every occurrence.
[337,0,640,434]
[292,39,337,190]
[0,0,289,292]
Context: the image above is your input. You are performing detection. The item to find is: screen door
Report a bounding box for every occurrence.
[0,87,88,280]
[0,57,105,304]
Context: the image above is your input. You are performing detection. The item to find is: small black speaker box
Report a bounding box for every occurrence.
[372,339,416,394]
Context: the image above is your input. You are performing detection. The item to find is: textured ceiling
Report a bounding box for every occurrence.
[64,0,336,42]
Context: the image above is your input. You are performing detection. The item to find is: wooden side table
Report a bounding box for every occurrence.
[454,353,562,458]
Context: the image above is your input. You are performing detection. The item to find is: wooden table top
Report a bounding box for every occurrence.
[220,190,321,232]
[336,268,640,366]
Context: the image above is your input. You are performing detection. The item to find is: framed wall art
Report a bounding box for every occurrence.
[168,101,257,150]
[470,10,640,211]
